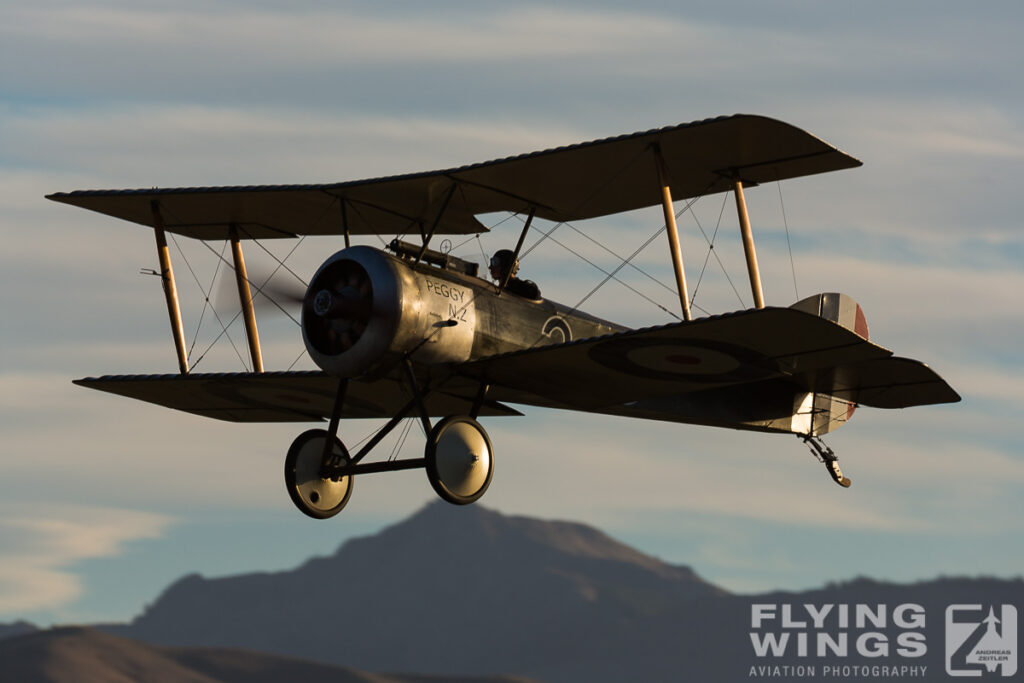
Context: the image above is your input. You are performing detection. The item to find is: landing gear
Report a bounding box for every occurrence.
[425,416,494,505]
[801,435,852,488]
[285,429,354,518]
[282,370,497,518]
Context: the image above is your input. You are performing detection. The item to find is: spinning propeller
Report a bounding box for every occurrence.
[217,259,373,356]
[301,259,373,356]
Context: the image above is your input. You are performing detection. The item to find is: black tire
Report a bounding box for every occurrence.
[284,429,354,519]
[425,416,494,505]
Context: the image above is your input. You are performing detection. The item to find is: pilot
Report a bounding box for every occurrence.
[489,249,541,300]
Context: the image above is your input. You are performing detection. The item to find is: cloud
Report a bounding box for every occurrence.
[2,0,1022,620]
[5,4,677,64]
[5,103,582,186]
[0,505,172,614]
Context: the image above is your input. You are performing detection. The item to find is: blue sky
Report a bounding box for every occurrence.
[2,1,1022,626]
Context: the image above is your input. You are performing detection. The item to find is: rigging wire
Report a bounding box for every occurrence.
[518,142,653,261]
[248,235,309,289]
[187,239,229,357]
[286,347,308,372]
[543,229,682,320]
[388,418,415,462]
[168,233,250,371]
[778,180,799,300]
[550,188,715,332]
[690,191,745,308]
[450,212,518,258]
[157,204,309,368]
[187,236,310,367]
[474,234,489,267]
[562,220,678,299]
[194,238,304,327]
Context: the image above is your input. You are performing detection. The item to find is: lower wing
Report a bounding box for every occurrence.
[73,370,520,422]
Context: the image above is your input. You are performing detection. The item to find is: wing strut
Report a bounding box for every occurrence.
[415,183,458,264]
[733,179,765,308]
[340,198,351,248]
[229,224,264,372]
[653,145,693,321]
[151,202,190,374]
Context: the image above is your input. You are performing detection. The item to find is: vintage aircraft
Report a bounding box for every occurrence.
[47,114,959,519]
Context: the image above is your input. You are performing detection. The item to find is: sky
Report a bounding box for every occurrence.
[2,1,1022,626]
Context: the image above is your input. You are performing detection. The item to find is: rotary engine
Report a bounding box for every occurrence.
[302,246,477,378]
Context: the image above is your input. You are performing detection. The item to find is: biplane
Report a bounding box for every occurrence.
[47,114,959,519]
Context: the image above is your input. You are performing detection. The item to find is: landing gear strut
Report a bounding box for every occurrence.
[282,369,496,518]
[801,435,852,488]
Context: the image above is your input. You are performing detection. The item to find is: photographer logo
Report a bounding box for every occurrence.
[946,605,1017,677]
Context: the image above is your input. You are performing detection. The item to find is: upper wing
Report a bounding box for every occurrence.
[46,114,860,240]
[462,307,958,413]
[73,371,521,423]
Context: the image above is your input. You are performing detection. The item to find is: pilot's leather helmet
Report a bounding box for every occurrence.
[489,249,519,279]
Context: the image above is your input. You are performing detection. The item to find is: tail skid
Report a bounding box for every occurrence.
[801,434,852,488]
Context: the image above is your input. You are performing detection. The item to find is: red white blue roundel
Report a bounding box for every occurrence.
[587,337,772,384]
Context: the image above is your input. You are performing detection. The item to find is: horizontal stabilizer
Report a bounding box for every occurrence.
[815,356,961,408]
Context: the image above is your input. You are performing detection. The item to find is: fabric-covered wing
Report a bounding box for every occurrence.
[465,308,958,414]
[73,371,521,423]
[46,114,860,240]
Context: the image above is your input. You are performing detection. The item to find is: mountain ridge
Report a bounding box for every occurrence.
[0,627,539,683]
[112,501,724,677]
[4,503,1021,682]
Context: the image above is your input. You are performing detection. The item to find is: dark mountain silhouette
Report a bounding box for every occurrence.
[0,620,36,641]
[0,626,538,683]
[5,503,1021,682]
[107,502,724,680]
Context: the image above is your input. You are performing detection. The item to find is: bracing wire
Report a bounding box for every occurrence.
[157,204,309,369]
[194,238,304,327]
[690,191,745,308]
[543,228,682,320]
[286,347,308,372]
[388,418,415,462]
[551,187,715,331]
[168,234,250,371]
[248,235,309,289]
[562,220,680,299]
[778,180,799,300]
[188,239,229,356]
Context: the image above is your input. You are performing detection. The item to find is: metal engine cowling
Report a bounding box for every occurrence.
[302,246,476,378]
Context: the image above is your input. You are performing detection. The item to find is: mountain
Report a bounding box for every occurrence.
[0,627,538,683]
[108,502,724,680]
[0,621,37,641]
[15,502,1020,682]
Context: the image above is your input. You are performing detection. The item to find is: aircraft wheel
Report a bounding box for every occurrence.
[284,429,354,519]
[425,416,494,505]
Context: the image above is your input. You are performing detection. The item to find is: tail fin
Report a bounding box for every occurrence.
[789,293,866,436]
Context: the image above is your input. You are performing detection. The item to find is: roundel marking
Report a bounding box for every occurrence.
[542,316,572,344]
[624,344,741,376]
[588,336,771,384]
